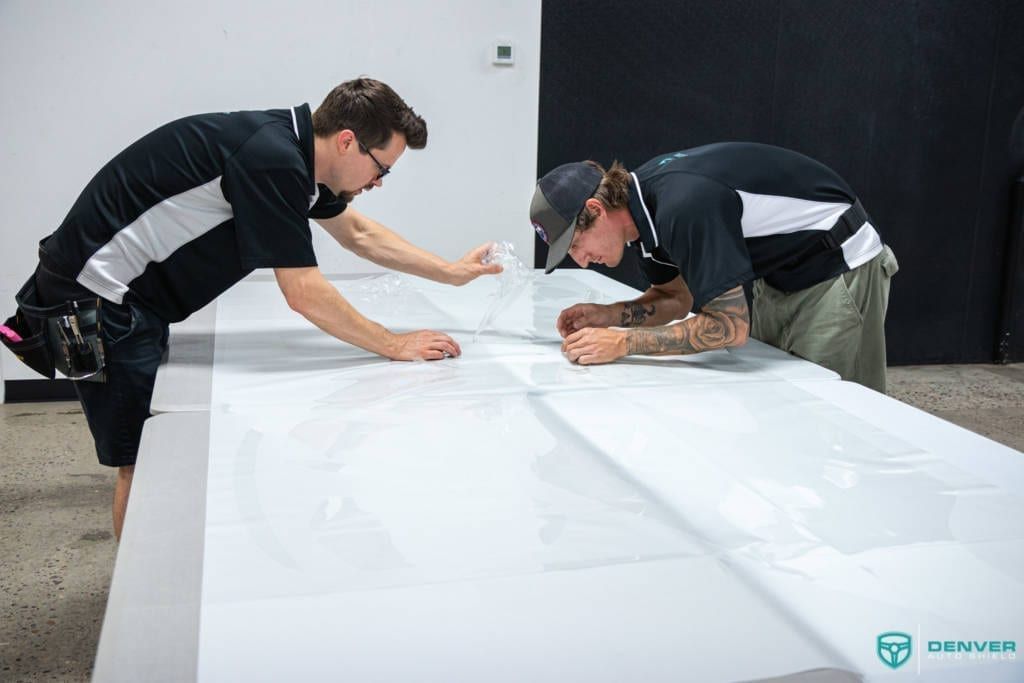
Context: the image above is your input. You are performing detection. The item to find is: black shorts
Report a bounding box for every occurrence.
[34,260,169,468]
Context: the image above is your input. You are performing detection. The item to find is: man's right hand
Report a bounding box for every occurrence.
[386,330,462,360]
[556,303,615,338]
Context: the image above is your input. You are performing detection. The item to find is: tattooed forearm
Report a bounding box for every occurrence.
[620,302,656,326]
[626,286,750,355]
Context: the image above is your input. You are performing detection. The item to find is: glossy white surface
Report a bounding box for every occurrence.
[162,270,836,412]
[198,397,845,682]
[104,270,1024,682]
[196,382,1024,681]
[94,413,208,683]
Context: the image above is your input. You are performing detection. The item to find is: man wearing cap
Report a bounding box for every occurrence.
[530,142,898,392]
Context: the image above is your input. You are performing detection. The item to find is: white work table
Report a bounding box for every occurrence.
[95,270,1024,682]
[149,270,838,413]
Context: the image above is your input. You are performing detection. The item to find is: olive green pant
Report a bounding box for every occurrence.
[751,245,899,393]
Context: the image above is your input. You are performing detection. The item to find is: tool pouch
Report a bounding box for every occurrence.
[1,276,106,382]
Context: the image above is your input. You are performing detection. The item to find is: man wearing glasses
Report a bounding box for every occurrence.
[12,77,499,538]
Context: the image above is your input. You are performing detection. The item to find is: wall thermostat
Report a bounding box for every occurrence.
[492,42,514,65]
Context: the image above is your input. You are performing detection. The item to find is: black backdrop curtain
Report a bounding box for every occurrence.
[537,0,1024,364]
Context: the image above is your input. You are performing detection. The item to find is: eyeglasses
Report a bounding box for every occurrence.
[357,140,391,181]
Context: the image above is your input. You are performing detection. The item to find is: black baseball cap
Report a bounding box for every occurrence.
[530,162,602,273]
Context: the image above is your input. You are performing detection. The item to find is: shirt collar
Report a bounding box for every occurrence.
[626,171,660,251]
[290,103,316,196]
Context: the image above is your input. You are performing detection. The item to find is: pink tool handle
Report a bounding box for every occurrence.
[0,325,24,343]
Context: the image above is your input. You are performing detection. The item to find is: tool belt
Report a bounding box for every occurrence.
[2,276,107,382]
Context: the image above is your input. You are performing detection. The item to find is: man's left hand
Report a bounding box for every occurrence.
[446,243,503,285]
[562,327,628,365]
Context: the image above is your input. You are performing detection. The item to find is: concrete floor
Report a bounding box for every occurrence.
[2,365,1024,681]
[885,364,1024,451]
[1,403,114,682]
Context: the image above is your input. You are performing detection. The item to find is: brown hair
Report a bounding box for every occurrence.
[576,160,631,230]
[312,77,427,150]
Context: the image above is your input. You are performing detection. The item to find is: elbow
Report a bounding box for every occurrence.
[338,222,372,256]
[283,288,309,317]
[725,314,750,348]
[727,330,749,348]
[336,230,361,253]
[279,277,314,317]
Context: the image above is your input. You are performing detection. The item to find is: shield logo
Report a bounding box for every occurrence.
[877,632,912,669]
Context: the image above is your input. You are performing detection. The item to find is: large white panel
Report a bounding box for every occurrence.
[97,271,1024,682]
[149,270,838,412]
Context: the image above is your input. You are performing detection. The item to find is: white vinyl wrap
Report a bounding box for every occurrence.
[97,270,1023,683]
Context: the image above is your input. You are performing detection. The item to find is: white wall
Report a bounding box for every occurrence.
[0,0,542,397]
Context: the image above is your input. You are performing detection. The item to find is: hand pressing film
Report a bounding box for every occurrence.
[556,302,614,337]
[390,329,461,361]
[561,327,628,365]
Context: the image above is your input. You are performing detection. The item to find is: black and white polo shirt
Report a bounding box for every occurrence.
[625,142,883,312]
[43,103,347,322]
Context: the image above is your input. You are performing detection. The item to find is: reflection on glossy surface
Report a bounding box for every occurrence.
[204,394,710,604]
[195,270,1024,682]
[204,273,838,410]
[543,383,1024,559]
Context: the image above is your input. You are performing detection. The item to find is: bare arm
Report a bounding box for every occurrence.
[556,276,693,337]
[625,285,749,355]
[617,276,694,327]
[274,266,460,360]
[561,285,748,364]
[314,208,499,285]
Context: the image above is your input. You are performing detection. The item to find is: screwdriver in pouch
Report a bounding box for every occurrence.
[67,307,99,374]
